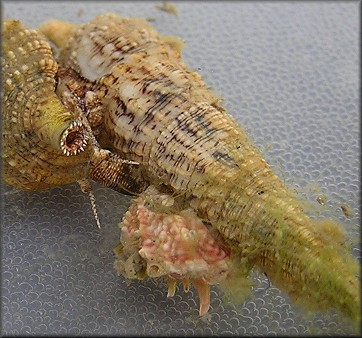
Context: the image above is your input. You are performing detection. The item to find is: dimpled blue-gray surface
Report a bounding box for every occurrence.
[2,1,360,336]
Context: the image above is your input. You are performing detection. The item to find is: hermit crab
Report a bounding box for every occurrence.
[2,14,360,325]
[2,19,148,196]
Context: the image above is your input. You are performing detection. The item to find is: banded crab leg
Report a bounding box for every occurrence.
[55,67,150,196]
[3,19,150,231]
[3,19,148,196]
[40,13,360,324]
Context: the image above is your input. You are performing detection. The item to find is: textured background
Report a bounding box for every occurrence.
[2,1,360,336]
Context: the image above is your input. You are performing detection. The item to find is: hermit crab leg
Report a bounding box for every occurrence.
[3,19,148,196]
[56,67,150,196]
[40,13,360,323]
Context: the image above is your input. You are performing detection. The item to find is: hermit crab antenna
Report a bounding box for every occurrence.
[77,179,101,229]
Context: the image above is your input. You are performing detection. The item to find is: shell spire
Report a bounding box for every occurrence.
[40,13,360,325]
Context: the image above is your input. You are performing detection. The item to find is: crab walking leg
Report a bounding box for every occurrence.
[3,19,149,196]
[2,20,147,232]
[41,14,360,322]
[56,68,150,195]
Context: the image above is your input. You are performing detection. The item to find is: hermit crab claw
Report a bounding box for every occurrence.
[9,12,359,327]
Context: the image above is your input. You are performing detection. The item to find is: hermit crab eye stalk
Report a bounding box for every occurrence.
[60,120,88,156]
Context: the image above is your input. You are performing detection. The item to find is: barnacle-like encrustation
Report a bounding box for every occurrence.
[114,185,234,316]
[5,13,359,326]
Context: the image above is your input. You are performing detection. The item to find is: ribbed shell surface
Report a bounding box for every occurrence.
[39,13,360,322]
[2,19,92,190]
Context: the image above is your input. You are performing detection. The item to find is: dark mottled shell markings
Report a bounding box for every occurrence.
[2,19,149,195]
[10,13,360,323]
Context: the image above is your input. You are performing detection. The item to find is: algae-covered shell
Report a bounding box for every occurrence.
[40,13,360,323]
[2,19,148,195]
[2,19,91,190]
